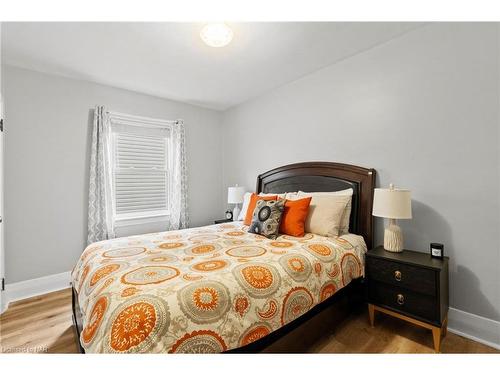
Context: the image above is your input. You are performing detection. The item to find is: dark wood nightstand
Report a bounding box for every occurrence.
[214,218,233,224]
[366,246,449,352]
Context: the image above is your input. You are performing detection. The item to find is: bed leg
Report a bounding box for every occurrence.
[71,286,85,354]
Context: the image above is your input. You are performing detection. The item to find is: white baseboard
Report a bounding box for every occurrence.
[2,271,71,312]
[0,294,7,315]
[447,307,500,350]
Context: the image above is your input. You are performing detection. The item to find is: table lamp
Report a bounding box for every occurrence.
[372,184,412,252]
[227,185,245,221]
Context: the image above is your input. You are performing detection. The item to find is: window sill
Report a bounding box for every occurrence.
[114,213,170,227]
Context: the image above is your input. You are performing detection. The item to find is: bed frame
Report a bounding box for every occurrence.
[72,161,376,353]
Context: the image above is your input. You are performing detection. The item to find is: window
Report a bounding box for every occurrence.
[109,112,174,226]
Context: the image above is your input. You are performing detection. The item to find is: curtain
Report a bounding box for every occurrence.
[168,119,189,230]
[87,106,115,244]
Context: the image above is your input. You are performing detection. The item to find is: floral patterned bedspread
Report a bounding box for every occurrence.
[72,222,367,353]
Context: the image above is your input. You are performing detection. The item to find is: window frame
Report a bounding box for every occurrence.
[107,111,176,227]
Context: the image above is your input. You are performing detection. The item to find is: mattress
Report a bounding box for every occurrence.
[71,221,367,353]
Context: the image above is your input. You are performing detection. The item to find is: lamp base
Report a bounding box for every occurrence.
[384,220,403,253]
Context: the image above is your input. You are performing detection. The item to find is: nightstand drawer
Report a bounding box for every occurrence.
[368,281,438,324]
[367,257,436,296]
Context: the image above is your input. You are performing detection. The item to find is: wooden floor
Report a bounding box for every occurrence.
[0,288,497,354]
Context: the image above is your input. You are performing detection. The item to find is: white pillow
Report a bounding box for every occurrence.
[238,192,288,221]
[298,188,353,235]
[296,193,351,237]
[237,192,252,221]
[285,192,299,200]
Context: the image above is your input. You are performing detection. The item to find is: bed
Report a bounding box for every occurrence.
[71,162,376,353]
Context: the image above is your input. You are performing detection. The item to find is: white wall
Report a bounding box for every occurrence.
[222,23,500,321]
[3,65,224,283]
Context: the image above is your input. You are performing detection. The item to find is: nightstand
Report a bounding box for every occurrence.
[366,246,449,352]
[214,218,233,224]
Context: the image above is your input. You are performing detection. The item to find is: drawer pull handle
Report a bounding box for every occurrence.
[394,270,402,281]
[397,294,405,305]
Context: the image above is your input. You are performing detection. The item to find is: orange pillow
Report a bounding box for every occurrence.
[279,197,312,237]
[244,193,278,225]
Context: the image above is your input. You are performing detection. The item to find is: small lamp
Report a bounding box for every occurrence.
[372,184,412,252]
[227,185,245,220]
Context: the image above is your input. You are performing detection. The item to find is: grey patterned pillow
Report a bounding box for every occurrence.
[248,199,285,239]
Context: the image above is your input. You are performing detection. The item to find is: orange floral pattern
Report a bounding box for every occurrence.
[233,263,281,298]
[340,253,362,286]
[159,242,185,250]
[121,266,180,285]
[95,277,115,295]
[169,330,227,353]
[182,274,204,281]
[82,296,108,345]
[327,263,341,278]
[282,233,314,241]
[278,254,312,282]
[121,287,140,297]
[234,294,250,318]
[104,295,170,353]
[225,245,267,258]
[257,299,278,320]
[242,265,274,288]
[110,302,155,351]
[270,241,293,248]
[184,244,219,256]
[89,264,121,288]
[72,222,366,353]
[140,255,177,264]
[314,262,322,276]
[77,264,90,293]
[191,260,228,272]
[178,281,230,324]
[281,287,314,325]
[307,244,331,256]
[319,282,338,302]
[226,231,245,236]
[239,323,272,347]
[303,242,340,262]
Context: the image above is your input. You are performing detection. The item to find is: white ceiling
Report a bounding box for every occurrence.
[2,22,425,111]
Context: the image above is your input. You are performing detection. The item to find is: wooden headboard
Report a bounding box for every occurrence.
[256,162,376,249]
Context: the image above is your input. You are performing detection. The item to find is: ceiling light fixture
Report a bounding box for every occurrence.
[200,23,233,48]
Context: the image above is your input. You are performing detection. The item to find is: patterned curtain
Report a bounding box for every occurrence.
[168,119,189,230]
[87,106,115,244]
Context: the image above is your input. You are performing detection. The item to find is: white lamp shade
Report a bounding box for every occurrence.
[372,186,412,219]
[227,186,245,204]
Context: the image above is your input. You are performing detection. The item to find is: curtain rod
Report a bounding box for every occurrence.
[106,110,181,126]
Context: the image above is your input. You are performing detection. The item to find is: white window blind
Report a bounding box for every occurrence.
[113,132,169,218]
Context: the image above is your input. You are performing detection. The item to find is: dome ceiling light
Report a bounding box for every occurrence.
[200,23,233,48]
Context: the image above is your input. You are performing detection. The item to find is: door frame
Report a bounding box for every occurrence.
[0,89,5,314]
